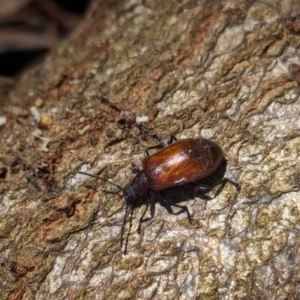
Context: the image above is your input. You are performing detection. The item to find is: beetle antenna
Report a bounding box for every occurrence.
[120,204,128,254]
[77,171,123,190]
[125,206,134,255]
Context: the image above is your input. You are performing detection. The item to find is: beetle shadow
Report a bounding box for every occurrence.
[172,158,232,203]
[157,159,231,204]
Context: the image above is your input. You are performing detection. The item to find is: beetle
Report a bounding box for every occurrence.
[78,135,240,253]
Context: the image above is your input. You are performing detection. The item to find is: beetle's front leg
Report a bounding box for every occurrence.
[137,193,156,233]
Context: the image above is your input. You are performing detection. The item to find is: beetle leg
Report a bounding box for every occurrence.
[195,178,240,197]
[225,178,241,192]
[144,134,177,157]
[131,163,141,174]
[159,191,191,222]
[194,174,231,191]
[145,145,164,157]
[137,194,156,233]
[213,178,241,196]
[137,202,149,233]
[151,134,165,145]
[194,181,217,192]
[123,207,134,255]
[120,204,133,255]
[196,192,213,201]
[166,134,177,145]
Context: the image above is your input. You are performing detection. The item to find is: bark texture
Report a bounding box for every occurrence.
[1,0,300,299]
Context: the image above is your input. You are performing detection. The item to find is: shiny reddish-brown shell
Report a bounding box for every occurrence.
[142,138,224,190]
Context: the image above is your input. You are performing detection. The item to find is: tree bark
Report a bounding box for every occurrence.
[1,0,300,299]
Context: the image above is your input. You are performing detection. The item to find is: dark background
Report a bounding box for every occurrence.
[0,0,90,76]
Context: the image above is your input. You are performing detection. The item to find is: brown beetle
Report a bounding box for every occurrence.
[78,136,239,253]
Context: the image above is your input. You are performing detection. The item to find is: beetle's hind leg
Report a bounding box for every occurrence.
[195,177,240,195]
[213,178,241,196]
[159,191,191,222]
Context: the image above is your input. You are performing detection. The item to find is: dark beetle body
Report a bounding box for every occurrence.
[124,138,224,204]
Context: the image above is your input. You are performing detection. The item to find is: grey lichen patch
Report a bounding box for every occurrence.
[218,239,239,270]
[256,203,282,226]
[277,192,300,226]
[244,239,275,265]
[196,272,218,296]
[147,256,178,275]
[263,138,300,194]
[154,241,182,256]
[237,134,300,198]
[104,281,133,300]
[114,254,143,272]
[229,208,251,235]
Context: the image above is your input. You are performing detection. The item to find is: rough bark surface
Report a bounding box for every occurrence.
[1,0,300,299]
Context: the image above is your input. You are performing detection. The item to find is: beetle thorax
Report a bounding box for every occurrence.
[123,172,150,206]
